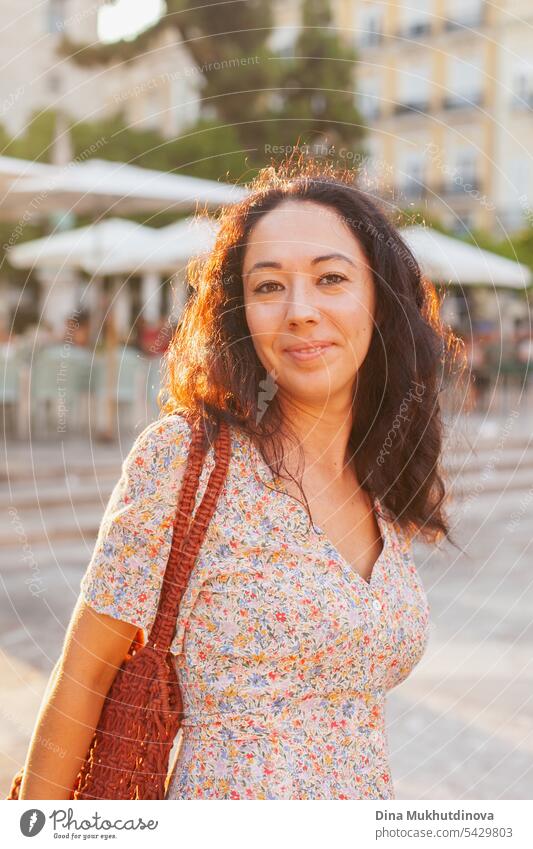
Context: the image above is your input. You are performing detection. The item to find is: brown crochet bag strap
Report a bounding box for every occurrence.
[147,415,231,653]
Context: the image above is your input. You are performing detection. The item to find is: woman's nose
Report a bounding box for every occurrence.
[284,279,320,324]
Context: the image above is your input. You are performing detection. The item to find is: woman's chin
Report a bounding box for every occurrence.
[283,375,347,402]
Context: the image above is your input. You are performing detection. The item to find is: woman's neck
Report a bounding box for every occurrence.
[272,397,356,485]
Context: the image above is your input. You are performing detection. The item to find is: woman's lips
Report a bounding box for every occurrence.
[283,343,335,362]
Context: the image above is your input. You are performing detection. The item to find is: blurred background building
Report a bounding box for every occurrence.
[268,0,533,237]
[0,1,201,141]
[0,0,532,444]
[2,1,531,239]
[1,1,531,237]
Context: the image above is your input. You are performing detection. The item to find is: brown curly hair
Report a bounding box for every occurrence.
[159,156,462,546]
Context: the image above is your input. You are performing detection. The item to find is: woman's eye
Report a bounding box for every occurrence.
[254,274,346,294]
[254,281,283,293]
[320,273,346,285]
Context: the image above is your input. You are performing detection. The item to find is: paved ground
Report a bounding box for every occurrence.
[1,401,532,798]
[390,406,533,799]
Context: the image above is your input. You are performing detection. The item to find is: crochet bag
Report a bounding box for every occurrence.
[7,415,231,800]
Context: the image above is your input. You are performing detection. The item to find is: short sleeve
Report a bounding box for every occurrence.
[79,413,193,640]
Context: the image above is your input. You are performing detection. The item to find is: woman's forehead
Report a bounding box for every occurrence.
[243,201,365,265]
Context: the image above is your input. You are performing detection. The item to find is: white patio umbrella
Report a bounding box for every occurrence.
[7,218,159,443]
[3,157,248,220]
[400,226,531,289]
[7,217,157,270]
[0,155,54,191]
[81,215,220,275]
[3,158,246,440]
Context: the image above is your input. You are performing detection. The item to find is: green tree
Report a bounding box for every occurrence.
[60,0,368,170]
[166,0,276,148]
[2,111,56,162]
[268,0,366,155]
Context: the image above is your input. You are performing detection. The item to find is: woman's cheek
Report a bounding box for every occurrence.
[245,306,281,359]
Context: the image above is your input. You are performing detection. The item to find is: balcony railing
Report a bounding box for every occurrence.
[357,30,384,48]
[439,177,483,196]
[393,100,432,115]
[398,21,432,39]
[443,6,486,31]
[511,92,533,110]
[359,104,382,120]
[442,92,484,110]
[396,182,430,201]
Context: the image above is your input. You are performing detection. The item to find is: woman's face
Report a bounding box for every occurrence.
[242,199,377,408]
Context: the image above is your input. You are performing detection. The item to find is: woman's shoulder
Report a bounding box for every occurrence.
[133,411,193,443]
[125,413,194,470]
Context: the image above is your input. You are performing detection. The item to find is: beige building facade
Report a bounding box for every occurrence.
[1,1,531,238]
[0,0,201,142]
[272,0,533,237]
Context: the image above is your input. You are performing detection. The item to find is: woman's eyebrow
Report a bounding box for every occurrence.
[244,252,356,277]
[312,253,356,267]
[244,260,283,277]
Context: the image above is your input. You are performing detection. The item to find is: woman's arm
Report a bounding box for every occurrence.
[18,414,193,799]
[18,595,139,800]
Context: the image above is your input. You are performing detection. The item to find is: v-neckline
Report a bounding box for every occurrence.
[244,430,389,592]
[314,497,388,591]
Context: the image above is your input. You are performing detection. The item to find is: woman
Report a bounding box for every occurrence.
[18,158,457,800]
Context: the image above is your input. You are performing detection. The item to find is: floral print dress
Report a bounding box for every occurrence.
[80,413,431,800]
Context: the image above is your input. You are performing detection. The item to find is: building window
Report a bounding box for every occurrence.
[456,150,478,184]
[445,0,484,30]
[395,63,432,113]
[398,0,433,38]
[397,151,427,200]
[356,75,382,119]
[443,54,484,109]
[46,0,66,33]
[443,148,480,194]
[511,63,533,109]
[356,3,384,48]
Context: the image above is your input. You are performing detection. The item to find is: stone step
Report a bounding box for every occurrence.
[1,504,108,547]
[0,475,119,511]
